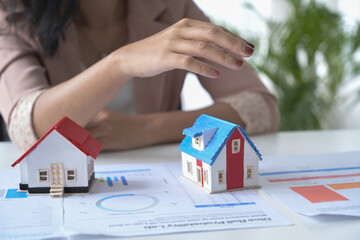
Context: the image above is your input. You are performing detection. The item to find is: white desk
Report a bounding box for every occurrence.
[1,129,360,240]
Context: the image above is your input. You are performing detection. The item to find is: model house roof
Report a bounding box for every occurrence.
[179,114,262,165]
[11,117,102,167]
[183,123,217,138]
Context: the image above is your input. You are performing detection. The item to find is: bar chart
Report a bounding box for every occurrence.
[260,152,360,216]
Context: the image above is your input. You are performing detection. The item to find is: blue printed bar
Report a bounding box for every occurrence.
[121,176,128,186]
[195,202,255,208]
[96,169,151,174]
[5,189,27,199]
[106,177,113,187]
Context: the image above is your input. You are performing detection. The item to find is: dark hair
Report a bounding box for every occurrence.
[2,0,78,56]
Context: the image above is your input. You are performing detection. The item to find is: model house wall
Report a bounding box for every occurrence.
[182,142,229,193]
[86,155,95,179]
[20,158,28,186]
[243,142,259,187]
[26,130,89,189]
[201,161,211,192]
[181,152,197,184]
[208,147,226,193]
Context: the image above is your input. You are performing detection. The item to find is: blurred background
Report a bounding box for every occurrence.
[181,0,360,131]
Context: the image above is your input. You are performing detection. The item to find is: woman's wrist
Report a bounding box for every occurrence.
[107,48,133,82]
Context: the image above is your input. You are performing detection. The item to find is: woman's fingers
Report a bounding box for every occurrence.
[171,40,244,70]
[116,18,254,79]
[170,53,220,78]
[177,19,254,58]
[183,19,254,46]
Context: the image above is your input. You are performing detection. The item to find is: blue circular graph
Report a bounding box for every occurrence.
[96,194,159,212]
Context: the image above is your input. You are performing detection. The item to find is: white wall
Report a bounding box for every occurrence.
[181,152,198,183]
[202,162,211,192]
[181,150,225,193]
[209,147,227,193]
[243,142,260,187]
[27,131,89,188]
[20,158,28,185]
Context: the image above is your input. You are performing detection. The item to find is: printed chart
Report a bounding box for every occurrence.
[64,162,291,237]
[260,152,360,216]
[1,188,27,199]
[177,173,256,208]
[95,194,159,212]
[0,170,64,240]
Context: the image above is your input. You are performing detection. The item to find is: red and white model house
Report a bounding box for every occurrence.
[179,114,262,193]
[11,117,102,197]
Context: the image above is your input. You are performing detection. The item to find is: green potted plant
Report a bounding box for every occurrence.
[241,0,360,130]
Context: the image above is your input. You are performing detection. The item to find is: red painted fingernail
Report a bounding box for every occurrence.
[234,58,243,67]
[247,42,255,48]
[211,69,220,77]
[243,45,254,55]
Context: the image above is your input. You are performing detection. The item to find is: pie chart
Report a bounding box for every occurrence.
[96,194,159,212]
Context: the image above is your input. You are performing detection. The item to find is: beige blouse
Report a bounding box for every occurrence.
[0,0,279,151]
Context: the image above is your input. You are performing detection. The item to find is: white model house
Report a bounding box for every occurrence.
[179,114,262,193]
[11,117,102,197]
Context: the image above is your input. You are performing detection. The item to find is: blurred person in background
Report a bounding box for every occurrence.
[0,0,279,151]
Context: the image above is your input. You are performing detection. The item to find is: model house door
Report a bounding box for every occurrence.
[196,159,204,187]
[196,167,202,186]
[50,163,64,186]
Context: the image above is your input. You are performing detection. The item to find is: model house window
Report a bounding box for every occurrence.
[187,161,193,175]
[232,139,240,153]
[217,171,224,184]
[38,169,49,182]
[66,169,76,181]
[204,170,209,185]
[196,167,202,183]
[194,137,201,146]
[246,166,254,179]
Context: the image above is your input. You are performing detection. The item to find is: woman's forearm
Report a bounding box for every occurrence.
[149,102,245,145]
[33,17,255,138]
[33,53,130,137]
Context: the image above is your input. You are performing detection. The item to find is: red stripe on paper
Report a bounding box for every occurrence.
[269,173,360,183]
[290,185,349,203]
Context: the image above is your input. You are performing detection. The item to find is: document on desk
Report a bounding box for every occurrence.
[0,170,64,240]
[260,151,360,217]
[64,162,291,237]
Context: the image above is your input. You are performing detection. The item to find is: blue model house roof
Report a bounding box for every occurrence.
[179,114,262,166]
[183,123,217,138]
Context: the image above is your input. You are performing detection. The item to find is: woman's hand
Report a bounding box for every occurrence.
[113,18,254,79]
[85,109,156,151]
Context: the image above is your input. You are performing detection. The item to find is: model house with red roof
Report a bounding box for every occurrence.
[11,117,102,197]
[179,114,262,193]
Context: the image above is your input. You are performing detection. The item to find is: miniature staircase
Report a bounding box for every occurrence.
[50,184,64,198]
